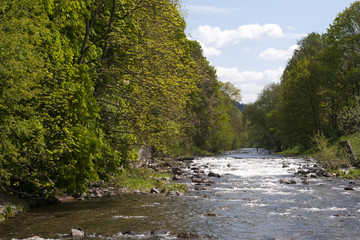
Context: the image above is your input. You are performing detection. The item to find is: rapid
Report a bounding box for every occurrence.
[1,148,359,240]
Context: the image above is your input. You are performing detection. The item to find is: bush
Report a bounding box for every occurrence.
[312,132,349,169]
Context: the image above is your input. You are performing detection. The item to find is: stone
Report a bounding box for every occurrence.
[173,175,186,181]
[150,188,161,194]
[323,172,336,178]
[207,213,217,217]
[305,173,318,178]
[166,191,177,196]
[71,229,85,237]
[191,177,202,183]
[344,187,354,191]
[194,169,205,174]
[177,232,202,239]
[202,179,214,184]
[208,171,221,178]
[279,179,296,184]
[172,168,183,175]
[301,179,310,185]
[137,145,152,167]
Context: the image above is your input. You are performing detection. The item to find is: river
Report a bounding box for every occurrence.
[0,148,359,240]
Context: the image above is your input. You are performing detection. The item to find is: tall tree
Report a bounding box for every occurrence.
[277,33,325,148]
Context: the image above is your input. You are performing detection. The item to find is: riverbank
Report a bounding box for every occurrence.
[0,158,190,221]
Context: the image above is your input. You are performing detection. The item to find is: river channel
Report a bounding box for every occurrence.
[1,148,360,240]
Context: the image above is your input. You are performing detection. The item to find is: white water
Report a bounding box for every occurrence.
[1,148,360,240]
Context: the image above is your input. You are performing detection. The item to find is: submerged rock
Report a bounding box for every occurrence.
[207,171,221,178]
[279,179,297,184]
[301,179,310,185]
[177,232,202,239]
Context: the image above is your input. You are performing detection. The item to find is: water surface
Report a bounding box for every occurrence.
[1,148,359,240]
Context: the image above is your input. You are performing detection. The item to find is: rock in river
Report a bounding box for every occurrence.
[177,232,202,239]
[71,228,85,237]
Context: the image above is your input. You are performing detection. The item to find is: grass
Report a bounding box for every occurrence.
[277,145,302,156]
[112,167,187,193]
[329,169,360,179]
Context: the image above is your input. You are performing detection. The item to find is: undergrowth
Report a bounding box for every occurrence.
[113,167,187,193]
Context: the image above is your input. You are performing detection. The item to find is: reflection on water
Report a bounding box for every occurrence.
[1,148,360,240]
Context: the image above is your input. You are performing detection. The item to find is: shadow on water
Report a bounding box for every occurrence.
[1,148,360,240]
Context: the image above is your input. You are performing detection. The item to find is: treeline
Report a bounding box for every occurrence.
[243,2,360,154]
[0,0,243,198]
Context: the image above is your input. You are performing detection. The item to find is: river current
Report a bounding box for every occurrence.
[1,148,360,240]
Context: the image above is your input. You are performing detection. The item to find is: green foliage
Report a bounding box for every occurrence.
[245,2,360,159]
[0,0,245,199]
[113,168,187,193]
[277,146,302,156]
[312,132,349,169]
[243,83,281,151]
[340,133,360,163]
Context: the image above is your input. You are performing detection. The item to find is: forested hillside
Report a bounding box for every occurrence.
[243,2,360,168]
[0,0,243,198]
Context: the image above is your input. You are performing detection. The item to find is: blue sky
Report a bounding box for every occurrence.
[181,0,355,103]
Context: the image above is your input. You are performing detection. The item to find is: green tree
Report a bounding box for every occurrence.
[277,33,325,148]
[321,1,360,134]
[243,83,281,150]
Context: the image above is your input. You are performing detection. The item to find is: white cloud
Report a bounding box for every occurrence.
[259,44,299,60]
[287,26,296,31]
[216,66,284,104]
[193,24,284,48]
[186,5,228,14]
[197,41,221,57]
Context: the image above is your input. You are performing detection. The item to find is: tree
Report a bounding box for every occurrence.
[277,33,325,148]
[243,83,282,150]
[321,1,360,134]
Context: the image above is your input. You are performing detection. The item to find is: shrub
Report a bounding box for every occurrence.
[312,132,349,169]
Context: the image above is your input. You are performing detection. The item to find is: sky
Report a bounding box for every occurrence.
[181,0,356,104]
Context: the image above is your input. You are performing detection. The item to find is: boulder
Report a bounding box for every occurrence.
[71,229,85,237]
[137,145,152,167]
[344,187,354,191]
[191,177,202,183]
[202,179,214,184]
[207,171,221,178]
